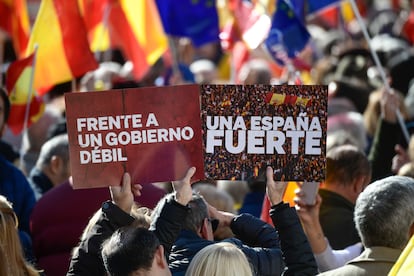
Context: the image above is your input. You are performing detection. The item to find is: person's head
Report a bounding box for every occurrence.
[325,144,371,203]
[152,193,214,241]
[101,226,171,276]
[354,176,414,249]
[0,195,39,276]
[0,87,10,136]
[185,242,253,276]
[238,59,272,84]
[192,183,235,240]
[35,134,70,186]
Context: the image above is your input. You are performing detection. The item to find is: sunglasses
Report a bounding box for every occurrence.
[207,218,219,232]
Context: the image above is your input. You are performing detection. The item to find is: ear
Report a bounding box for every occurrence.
[154,245,168,269]
[49,155,62,174]
[200,218,214,241]
[352,176,366,194]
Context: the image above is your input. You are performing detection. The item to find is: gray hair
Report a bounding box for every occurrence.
[151,192,208,233]
[36,134,69,169]
[354,176,414,249]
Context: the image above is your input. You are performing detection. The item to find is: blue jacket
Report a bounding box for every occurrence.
[0,154,36,258]
[169,203,318,276]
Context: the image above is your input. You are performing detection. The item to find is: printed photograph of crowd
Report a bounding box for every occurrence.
[201,84,327,181]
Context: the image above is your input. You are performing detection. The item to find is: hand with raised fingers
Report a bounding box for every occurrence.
[266,166,287,206]
[172,167,196,206]
[109,172,142,213]
[294,182,322,227]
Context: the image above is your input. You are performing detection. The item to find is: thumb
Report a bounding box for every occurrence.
[266,166,274,183]
[183,167,196,183]
[121,172,131,193]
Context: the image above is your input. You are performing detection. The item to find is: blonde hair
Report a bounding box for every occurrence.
[0,195,40,276]
[185,242,252,276]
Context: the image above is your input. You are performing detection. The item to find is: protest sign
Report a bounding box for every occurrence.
[201,84,327,182]
[65,85,204,189]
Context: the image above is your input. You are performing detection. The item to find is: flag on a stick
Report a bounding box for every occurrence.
[6,53,44,135]
[265,0,310,65]
[26,0,98,95]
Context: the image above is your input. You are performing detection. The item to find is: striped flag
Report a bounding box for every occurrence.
[265,92,311,107]
[0,0,30,57]
[5,53,44,134]
[109,0,168,80]
[26,0,98,95]
[80,0,168,81]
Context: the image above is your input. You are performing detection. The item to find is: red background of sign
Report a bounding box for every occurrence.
[65,85,205,189]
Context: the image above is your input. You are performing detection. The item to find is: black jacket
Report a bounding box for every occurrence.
[67,198,189,275]
[169,202,317,276]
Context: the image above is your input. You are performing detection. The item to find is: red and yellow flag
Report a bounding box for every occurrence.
[265,92,311,107]
[109,0,167,80]
[26,0,98,95]
[5,53,44,135]
[0,0,30,58]
[80,0,168,80]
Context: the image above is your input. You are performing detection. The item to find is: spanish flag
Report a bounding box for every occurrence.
[265,92,311,107]
[109,0,168,80]
[0,0,30,58]
[80,0,168,81]
[5,53,44,134]
[26,0,98,95]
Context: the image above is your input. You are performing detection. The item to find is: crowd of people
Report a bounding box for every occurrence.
[4,0,414,275]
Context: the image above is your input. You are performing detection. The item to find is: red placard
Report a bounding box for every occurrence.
[65,85,204,189]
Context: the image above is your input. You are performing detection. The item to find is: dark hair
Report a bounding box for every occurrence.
[101,226,160,276]
[326,144,371,186]
[152,193,208,233]
[0,87,11,122]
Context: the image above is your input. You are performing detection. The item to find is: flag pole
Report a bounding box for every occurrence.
[167,36,182,79]
[19,44,38,168]
[349,0,410,143]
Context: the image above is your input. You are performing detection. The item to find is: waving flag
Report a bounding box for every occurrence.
[6,53,44,134]
[80,0,167,80]
[0,0,30,57]
[109,0,168,80]
[26,0,98,95]
[155,0,219,47]
[265,0,310,64]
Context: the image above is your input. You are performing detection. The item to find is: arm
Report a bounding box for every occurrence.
[150,167,194,255]
[267,167,318,276]
[294,184,362,272]
[368,89,403,181]
[67,173,140,275]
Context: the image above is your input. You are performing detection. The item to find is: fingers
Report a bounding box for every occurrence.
[266,166,274,183]
[131,184,143,197]
[121,172,131,192]
[183,167,196,183]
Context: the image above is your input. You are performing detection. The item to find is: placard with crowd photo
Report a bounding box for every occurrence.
[65,85,205,189]
[201,84,327,182]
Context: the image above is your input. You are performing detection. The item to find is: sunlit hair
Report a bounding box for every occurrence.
[185,242,253,276]
[0,195,40,276]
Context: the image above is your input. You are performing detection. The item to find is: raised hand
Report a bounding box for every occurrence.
[172,167,196,206]
[109,172,142,213]
[266,166,287,206]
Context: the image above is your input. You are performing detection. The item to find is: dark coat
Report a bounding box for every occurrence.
[67,198,189,275]
[319,189,360,250]
[169,202,318,276]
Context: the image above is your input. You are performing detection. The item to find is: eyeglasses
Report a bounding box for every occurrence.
[207,218,219,232]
